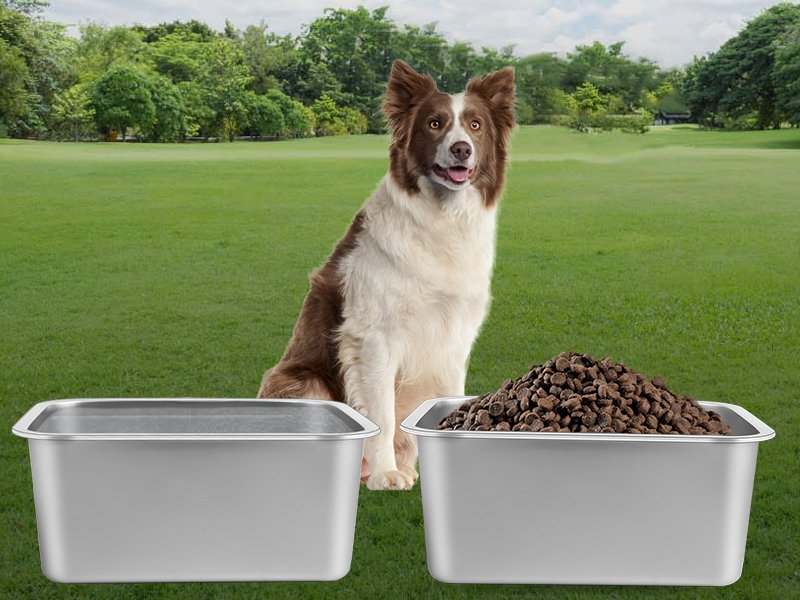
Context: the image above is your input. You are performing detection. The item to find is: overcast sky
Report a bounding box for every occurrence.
[45,1,781,67]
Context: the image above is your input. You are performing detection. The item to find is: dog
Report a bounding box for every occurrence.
[258,60,515,490]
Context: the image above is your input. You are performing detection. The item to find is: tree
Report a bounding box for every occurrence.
[244,92,284,138]
[0,37,28,128]
[564,41,658,110]
[300,6,395,131]
[239,23,300,95]
[133,20,215,44]
[146,31,205,83]
[773,20,800,126]
[686,3,800,129]
[441,41,478,93]
[176,80,213,138]
[196,36,252,140]
[50,84,95,140]
[76,24,147,82]
[265,88,313,137]
[393,23,447,85]
[573,81,605,114]
[90,65,156,140]
[515,53,567,124]
[312,94,347,136]
[3,0,48,15]
[144,74,185,142]
[1,2,75,136]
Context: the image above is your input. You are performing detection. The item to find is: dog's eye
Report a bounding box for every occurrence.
[471,120,481,130]
[429,119,441,130]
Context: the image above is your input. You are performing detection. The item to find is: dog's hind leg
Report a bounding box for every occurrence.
[257,366,333,400]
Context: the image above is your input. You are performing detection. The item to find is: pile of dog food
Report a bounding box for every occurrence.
[436,351,732,435]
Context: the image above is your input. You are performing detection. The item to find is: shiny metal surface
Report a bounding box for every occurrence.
[401,397,774,585]
[13,398,379,582]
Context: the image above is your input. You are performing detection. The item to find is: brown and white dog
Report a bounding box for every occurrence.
[258,60,515,490]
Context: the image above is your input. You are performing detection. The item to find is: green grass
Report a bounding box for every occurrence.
[2,126,799,599]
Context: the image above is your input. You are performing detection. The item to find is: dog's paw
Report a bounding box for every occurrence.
[398,463,418,483]
[367,469,416,491]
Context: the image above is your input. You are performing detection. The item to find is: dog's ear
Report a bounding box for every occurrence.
[467,66,516,132]
[384,60,436,126]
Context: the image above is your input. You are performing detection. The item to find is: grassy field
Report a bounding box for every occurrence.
[1,126,798,599]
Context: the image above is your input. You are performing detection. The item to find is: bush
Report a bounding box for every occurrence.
[716,111,760,131]
[265,89,314,138]
[244,92,284,138]
[568,109,652,134]
[310,94,367,136]
[340,106,367,134]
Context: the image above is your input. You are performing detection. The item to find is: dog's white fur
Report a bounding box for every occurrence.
[338,163,496,489]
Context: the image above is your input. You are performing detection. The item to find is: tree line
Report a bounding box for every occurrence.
[1,1,799,141]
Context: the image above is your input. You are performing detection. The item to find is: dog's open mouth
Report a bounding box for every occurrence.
[433,164,474,185]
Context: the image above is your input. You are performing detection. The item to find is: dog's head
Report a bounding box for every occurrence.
[384,60,515,207]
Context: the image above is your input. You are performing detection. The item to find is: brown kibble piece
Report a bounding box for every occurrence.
[537,395,557,411]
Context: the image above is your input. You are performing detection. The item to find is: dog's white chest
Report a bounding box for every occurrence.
[338,175,496,357]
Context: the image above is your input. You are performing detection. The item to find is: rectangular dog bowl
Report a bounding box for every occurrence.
[401,397,774,586]
[13,398,379,583]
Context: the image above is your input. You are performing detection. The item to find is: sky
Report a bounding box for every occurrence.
[44,1,783,67]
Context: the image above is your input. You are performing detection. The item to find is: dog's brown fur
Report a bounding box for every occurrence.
[257,211,365,401]
[385,61,515,207]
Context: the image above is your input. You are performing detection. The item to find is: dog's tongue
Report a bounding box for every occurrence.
[448,167,470,183]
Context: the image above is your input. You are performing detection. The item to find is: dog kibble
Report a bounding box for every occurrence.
[436,352,732,435]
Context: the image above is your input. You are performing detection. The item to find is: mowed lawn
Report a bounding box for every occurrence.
[1,126,798,599]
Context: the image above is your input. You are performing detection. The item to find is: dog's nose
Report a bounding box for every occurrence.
[450,141,472,162]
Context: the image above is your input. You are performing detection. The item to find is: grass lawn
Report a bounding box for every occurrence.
[1,126,798,599]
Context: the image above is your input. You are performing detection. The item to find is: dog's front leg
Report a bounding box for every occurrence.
[340,336,414,491]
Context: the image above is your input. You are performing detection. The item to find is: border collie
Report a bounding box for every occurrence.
[258,60,515,490]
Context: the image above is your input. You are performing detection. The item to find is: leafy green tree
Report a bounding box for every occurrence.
[76,24,147,82]
[134,20,215,44]
[90,65,156,140]
[3,0,48,15]
[244,92,284,137]
[196,37,253,140]
[312,94,347,136]
[440,41,478,92]
[393,23,447,84]
[563,41,659,110]
[1,2,75,136]
[0,37,28,128]
[240,23,299,95]
[773,19,800,126]
[300,6,394,131]
[176,80,213,138]
[50,84,95,140]
[569,81,605,132]
[515,53,567,124]
[686,3,800,129]
[340,106,367,134]
[144,74,185,141]
[146,31,205,83]
[265,88,312,137]
[573,81,605,114]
